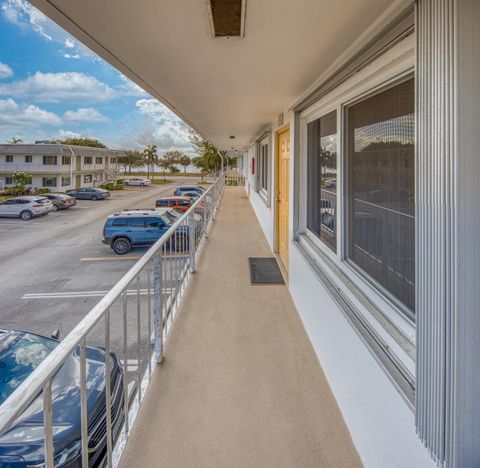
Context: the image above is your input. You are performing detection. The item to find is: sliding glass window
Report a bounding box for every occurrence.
[307,111,337,251]
[346,78,415,312]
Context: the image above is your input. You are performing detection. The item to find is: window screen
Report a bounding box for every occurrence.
[346,78,414,312]
[307,111,337,251]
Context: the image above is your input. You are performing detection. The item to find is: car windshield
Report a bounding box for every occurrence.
[160,211,178,225]
[0,332,57,405]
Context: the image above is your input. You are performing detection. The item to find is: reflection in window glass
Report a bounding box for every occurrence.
[347,78,414,312]
[307,111,337,251]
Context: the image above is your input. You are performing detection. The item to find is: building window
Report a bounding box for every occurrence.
[62,156,71,165]
[307,110,337,251]
[346,78,415,312]
[25,155,32,163]
[42,177,57,187]
[84,156,92,165]
[258,139,269,193]
[61,177,71,186]
[84,174,92,183]
[5,177,13,185]
[95,157,103,164]
[43,156,57,165]
[6,155,13,163]
[110,157,116,163]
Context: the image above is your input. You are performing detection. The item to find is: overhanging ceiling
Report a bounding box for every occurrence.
[29,0,398,150]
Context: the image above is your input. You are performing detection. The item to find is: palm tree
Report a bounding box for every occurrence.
[179,154,191,173]
[143,145,158,180]
[9,137,23,144]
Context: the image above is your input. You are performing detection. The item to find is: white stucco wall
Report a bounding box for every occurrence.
[244,112,435,467]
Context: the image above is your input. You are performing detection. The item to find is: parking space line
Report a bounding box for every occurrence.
[22,288,173,299]
[80,256,142,261]
[80,254,189,261]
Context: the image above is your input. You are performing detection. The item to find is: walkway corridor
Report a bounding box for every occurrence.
[119,186,362,468]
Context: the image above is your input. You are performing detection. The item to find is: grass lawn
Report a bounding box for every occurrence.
[198,181,213,185]
[0,195,11,201]
[151,179,173,185]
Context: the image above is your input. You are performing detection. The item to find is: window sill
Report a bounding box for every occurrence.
[295,234,415,408]
[258,188,270,207]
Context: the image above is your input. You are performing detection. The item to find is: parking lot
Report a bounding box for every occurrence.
[0,177,200,361]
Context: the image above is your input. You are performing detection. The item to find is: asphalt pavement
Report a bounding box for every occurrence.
[0,177,200,370]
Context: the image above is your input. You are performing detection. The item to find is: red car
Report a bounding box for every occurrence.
[155,196,193,212]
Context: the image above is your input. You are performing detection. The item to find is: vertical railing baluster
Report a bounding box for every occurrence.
[43,379,54,468]
[136,275,141,405]
[122,289,129,434]
[189,212,195,273]
[147,265,152,377]
[105,308,113,468]
[80,339,88,468]
[153,252,164,363]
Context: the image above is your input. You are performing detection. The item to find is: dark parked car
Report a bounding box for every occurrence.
[173,185,206,196]
[66,188,110,201]
[0,329,124,468]
[42,193,77,211]
[103,209,190,254]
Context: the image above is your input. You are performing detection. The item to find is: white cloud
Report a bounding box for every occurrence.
[0,72,118,103]
[118,75,148,97]
[1,0,94,58]
[64,38,75,49]
[64,107,109,123]
[63,53,80,60]
[56,129,82,139]
[132,98,193,151]
[0,62,13,79]
[0,98,62,126]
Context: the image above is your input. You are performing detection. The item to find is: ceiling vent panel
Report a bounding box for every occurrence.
[208,0,246,38]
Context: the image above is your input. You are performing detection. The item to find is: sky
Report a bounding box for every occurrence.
[0,0,195,154]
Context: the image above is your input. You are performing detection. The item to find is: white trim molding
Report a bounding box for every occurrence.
[416,1,480,466]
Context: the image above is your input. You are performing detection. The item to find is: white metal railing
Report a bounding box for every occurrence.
[0,172,226,467]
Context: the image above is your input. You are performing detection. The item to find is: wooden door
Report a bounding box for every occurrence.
[75,175,81,189]
[276,127,290,270]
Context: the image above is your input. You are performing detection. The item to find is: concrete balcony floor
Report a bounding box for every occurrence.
[119,186,362,468]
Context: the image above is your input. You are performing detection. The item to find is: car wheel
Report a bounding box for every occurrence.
[140,182,145,186]
[20,210,32,221]
[124,181,129,186]
[52,204,59,212]
[112,237,131,255]
[91,195,98,201]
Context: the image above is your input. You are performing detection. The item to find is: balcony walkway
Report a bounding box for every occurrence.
[119,186,362,468]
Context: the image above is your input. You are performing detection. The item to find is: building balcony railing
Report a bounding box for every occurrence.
[0,163,62,173]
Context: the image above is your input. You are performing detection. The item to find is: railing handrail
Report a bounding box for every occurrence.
[0,173,224,437]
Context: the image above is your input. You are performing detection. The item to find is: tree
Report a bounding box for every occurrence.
[158,157,171,181]
[118,150,145,174]
[169,166,180,175]
[60,137,107,148]
[179,154,191,173]
[8,137,23,144]
[189,132,223,177]
[143,145,158,179]
[12,171,31,186]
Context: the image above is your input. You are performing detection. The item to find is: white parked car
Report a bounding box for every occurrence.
[123,177,151,187]
[0,196,53,220]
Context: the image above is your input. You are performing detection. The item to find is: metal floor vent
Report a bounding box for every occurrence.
[248,258,285,285]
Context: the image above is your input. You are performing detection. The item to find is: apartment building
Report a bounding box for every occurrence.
[0,144,123,191]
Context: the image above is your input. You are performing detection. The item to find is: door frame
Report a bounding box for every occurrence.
[274,123,290,270]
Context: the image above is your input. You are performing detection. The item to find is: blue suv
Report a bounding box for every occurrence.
[103,209,189,254]
[173,185,206,196]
